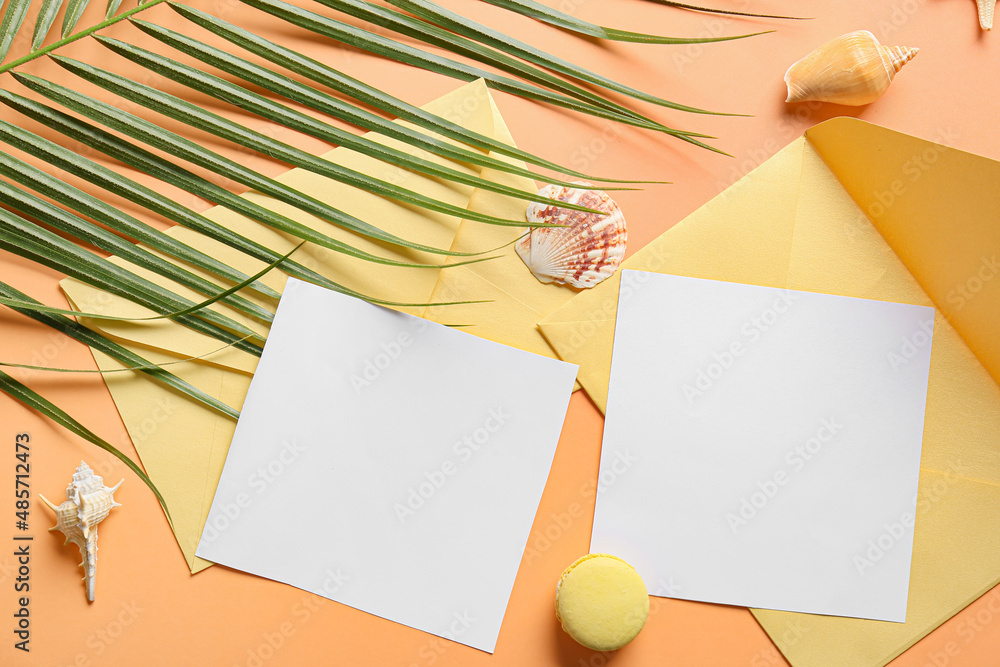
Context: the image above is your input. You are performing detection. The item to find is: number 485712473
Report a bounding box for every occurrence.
[14,433,29,530]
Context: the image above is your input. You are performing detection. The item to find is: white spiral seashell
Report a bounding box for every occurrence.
[40,462,122,602]
[784,30,919,106]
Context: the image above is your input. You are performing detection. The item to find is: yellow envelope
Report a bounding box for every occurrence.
[538,118,1000,667]
[60,80,573,573]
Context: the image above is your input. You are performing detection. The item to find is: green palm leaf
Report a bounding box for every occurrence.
[0,123,280,300]
[166,3,665,182]
[0,95,497,276]
[0,95,508,308]
[0,243,300,323]
[314,0,722,117]
[0,281,240,422]
[478,0,780,42]
[373,0,755,114]
[101,31,627,205]
[0,348,250,373]
[32,0,67,49]
[0,212,265,352]
[0,0,32,61]
[13,72,481,257]
[52,54,568,229]
[0,174,277,326]
[98,33,621,209]
[236,0,707,141]
[641,0,806,20]
[61,0,93,36]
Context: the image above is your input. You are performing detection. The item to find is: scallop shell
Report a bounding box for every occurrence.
[784,30,919,106]
[515,183,627,289]
[979,0,996,30]
[40,462,122,602]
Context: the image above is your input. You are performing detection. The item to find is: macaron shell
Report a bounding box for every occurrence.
[555,553,649,651]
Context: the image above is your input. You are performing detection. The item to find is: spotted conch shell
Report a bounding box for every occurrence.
[515,183,627,289]
[784,30,919,106]
[40,462,122,602]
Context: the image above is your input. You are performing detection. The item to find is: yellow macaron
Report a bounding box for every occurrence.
[555,553,649,651]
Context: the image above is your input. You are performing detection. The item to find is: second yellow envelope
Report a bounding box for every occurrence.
[538,118,1000,667]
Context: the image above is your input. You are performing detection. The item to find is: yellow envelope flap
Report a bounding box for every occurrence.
[787,136,1000,488]
[806,119,1000,387]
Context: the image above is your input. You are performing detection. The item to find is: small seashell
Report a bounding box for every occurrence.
[784,30,919,106]
[515,182,627,289]
[40,462,122,602]
[978,0,996,30]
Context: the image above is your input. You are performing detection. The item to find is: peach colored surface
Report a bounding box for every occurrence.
[1,1,998,665]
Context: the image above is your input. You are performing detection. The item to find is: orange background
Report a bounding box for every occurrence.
[1,0,999,665]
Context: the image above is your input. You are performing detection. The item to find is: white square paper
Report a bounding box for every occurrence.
[197,278,577,652]
[592,271,934,621]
